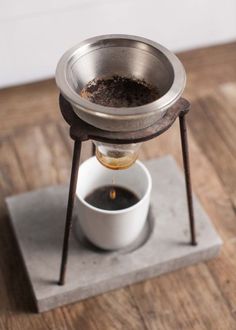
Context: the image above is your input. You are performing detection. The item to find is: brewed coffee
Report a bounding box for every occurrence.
[85,185,139,211]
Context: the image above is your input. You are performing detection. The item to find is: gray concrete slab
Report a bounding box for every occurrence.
[6,156,222,312]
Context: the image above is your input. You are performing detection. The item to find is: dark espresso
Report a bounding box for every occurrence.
[80,75,159,107]
[85,185,139,211]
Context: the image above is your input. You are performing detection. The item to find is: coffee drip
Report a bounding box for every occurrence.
[109,177,116,200]
[85,185,139,211]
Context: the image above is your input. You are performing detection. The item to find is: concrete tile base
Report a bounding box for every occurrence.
[6,156,222,312]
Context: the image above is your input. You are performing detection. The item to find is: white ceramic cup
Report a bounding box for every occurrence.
[75,156,152,250]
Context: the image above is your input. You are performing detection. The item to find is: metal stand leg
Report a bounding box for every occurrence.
[59,139,82,285]
[92,142,96,156]
[179,114,197,246]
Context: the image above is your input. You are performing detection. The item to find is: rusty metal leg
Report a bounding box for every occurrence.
[92,141,96,156]
[59,139,82,285]
[179,114,197,246]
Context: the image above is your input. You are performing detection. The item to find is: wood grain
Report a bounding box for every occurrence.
[130,263,236,329]
[0,41,236,329]
[188,98,236,208]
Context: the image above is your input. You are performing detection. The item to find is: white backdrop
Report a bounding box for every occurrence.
[1,0,236,88]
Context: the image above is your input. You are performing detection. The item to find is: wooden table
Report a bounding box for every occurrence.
[0,42,236,329]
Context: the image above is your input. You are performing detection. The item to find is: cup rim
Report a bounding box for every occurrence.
[76,157,152,215]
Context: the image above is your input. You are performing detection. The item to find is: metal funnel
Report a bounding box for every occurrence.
[56,34,186,132]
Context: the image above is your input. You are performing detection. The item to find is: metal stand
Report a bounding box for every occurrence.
[59,140,81,285]
[58,95,196,285]
[179,115,196,246]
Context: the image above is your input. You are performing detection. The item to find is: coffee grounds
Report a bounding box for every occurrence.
[79,75,159,107]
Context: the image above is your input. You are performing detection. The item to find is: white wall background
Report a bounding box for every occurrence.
[1,0,236,88]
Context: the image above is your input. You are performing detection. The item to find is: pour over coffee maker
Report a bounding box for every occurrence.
[55,34,195,285]
[56,34,185,169]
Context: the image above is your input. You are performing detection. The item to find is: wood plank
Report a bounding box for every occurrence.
[178,42,236,70]
[188,98,236,208]
[0,80,60,138]
[193,95,236,156]
[129,263,236,329]
[220,82,236,105]
[218,82,236,124]
[11,126,58,189]
[182,62,236,102]
[208,240,236,315]
[62,290,149,330]
[41,123,71,184]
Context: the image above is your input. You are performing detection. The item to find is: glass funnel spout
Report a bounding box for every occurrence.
[93,141,141,170]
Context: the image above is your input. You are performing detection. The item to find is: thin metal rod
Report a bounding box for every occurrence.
[59,139,82,285]
[179,114,197,246]
[92,142,96,156]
